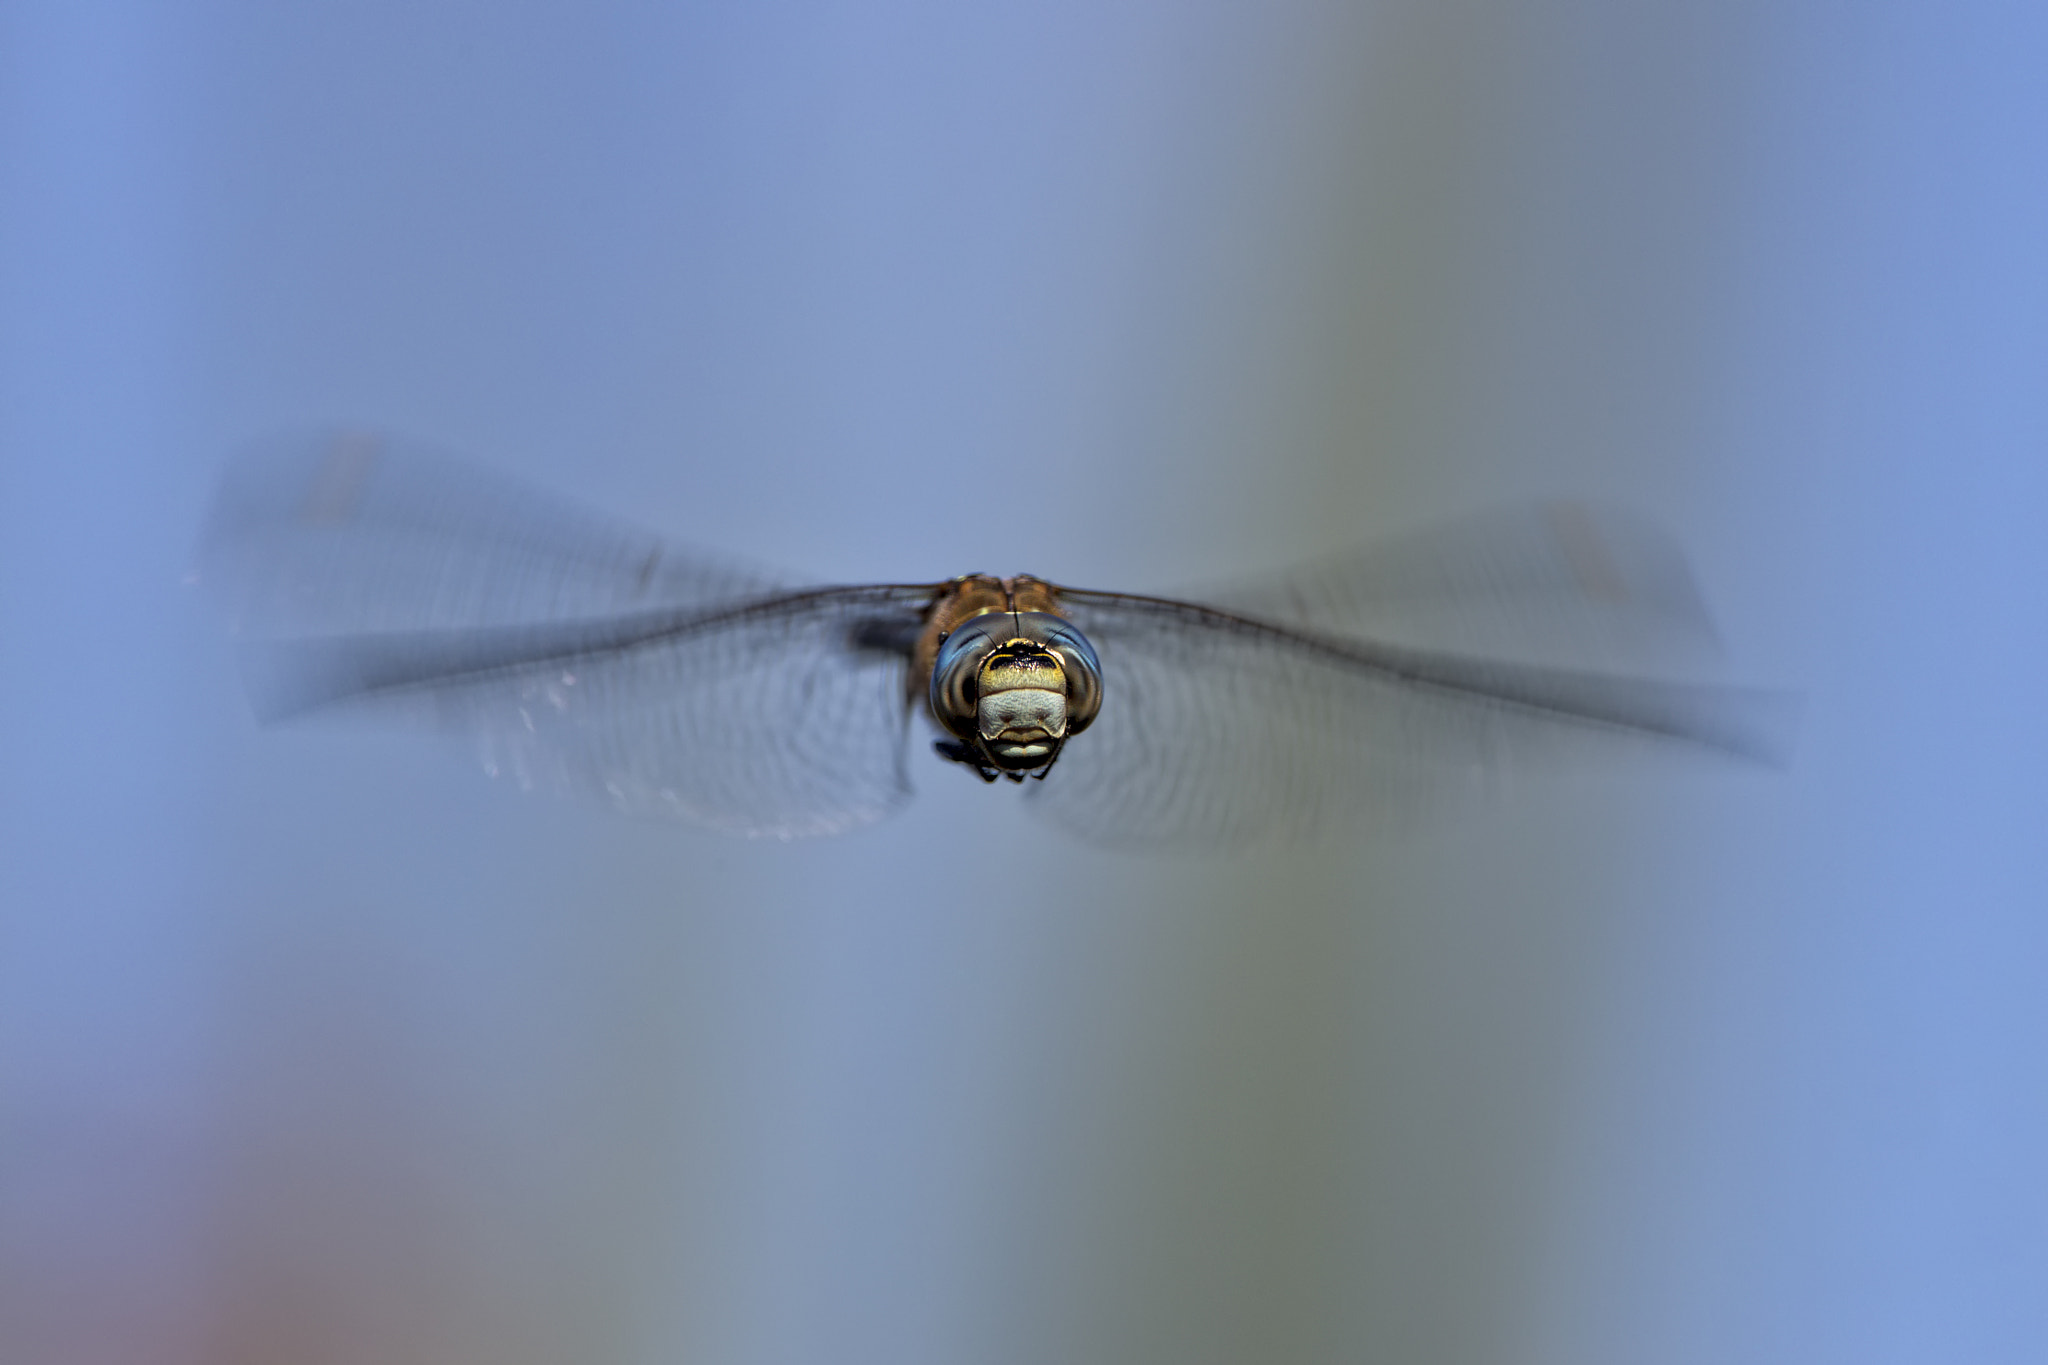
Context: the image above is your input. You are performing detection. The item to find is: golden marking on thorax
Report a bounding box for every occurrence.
[910,574,1073,714]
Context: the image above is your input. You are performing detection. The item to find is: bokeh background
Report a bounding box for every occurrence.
[4,2,2044,1362]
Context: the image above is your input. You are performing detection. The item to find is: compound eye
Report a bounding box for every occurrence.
[1044,624,1103,733]
[929,620,999,737]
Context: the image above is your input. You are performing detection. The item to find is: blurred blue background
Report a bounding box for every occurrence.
[3,2,2043,1362]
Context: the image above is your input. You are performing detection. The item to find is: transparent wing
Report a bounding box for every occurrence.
[239,587,938,837]
[1192,503,1723,673]
[197,431,942,838]
[196,428,784,635]
[1031,592,1797,848]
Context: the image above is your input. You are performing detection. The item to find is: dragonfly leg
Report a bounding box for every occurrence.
[933,739,1002,783]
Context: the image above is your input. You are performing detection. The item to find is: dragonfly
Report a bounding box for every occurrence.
[197,431,1793,845]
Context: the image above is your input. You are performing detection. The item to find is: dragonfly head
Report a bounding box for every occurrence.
[931,611,1102,776]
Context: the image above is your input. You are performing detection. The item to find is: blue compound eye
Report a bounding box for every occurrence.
[929,617,1003,738]
[1040,623,1102,733]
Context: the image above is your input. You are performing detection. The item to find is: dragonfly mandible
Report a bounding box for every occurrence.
[197,431,1793,844]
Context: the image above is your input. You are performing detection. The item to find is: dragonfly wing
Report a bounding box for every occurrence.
[199,431,942,838]
[1192,503,1724,672]
[1032,592,1796,848]
[235,586,939,839]
[196,428,784,635]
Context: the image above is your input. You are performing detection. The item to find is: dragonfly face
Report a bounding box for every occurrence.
[923,579,1103,782]
[198,432,1793,845]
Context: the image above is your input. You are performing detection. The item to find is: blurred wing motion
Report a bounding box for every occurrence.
[202,429,788,635]
[197,431,941,838]
[1191,502,1724,670]
[199,430,1792,845]
[1037,571,1795,850]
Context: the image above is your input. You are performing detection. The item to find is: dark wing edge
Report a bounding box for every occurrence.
[1033,590,1798,847]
